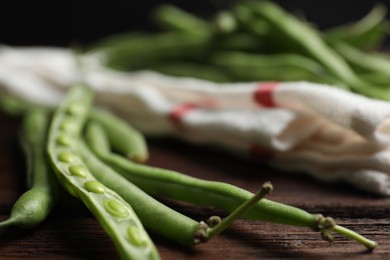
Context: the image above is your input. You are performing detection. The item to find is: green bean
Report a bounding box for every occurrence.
[89,109,149,162]
[0,95,26,116]
[151,4,211,36]
[323,4,389,50]
[236,1,390,100]
[98,32,211,71]
[87,32,149,53]
[47,85,159,260]
[212,32,265,52]
[233,3,270,37]
[95,152,318,227]
[333,41,390,76]
[0,95,43,117]
[360,71,390,87]
[85,122,377,250]
[0,109,59,229]
[210,51,345,85]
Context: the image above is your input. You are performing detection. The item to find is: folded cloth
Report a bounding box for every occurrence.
[1,46,390,196]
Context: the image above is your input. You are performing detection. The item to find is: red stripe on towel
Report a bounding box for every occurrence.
[253,82,279,107]
[169,103,199,128]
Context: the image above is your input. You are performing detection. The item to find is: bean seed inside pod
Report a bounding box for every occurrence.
[56,135,72,146]
[104,199,129,218]
[127,225,147,246]
[84,181,106,194]
[69,165,88,178]
[67,103,84,116]
[58,152,75,163]
[60,120,77,132]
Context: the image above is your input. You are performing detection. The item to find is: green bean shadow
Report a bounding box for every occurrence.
[219,221,376,258]
[0,225,55,258]
[151,233,201,258]
[0,190,116,259]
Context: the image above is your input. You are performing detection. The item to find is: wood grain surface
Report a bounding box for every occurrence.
[1,111,389,259]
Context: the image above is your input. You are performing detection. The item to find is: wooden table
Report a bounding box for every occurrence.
[1,111,390,259]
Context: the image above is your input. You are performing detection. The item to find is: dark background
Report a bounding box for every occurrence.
[1,0,390,47]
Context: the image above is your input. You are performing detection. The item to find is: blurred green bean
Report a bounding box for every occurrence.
[323,4,389,50]
[333,42,390,75]
[97,32,211,71]
[234,1,390,99]
[210,51,345,85]
[0,94,44,117]
[151,4,211,36]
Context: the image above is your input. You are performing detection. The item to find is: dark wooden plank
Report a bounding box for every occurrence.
[0,111,389,259]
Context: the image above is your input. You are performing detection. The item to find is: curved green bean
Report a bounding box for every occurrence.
[85,119,377,250]
[212,32,266,52]
[84,121,316,226]
[151,4,211,36]
[333,41,390,75]
[98,32,211,71]
[89,109,149,162]
[0,95,43,117]
[360,71,390,87]
[323,4,389,50]
[0,109,59,229]
[210,51,345,85]
[47,85,159,260]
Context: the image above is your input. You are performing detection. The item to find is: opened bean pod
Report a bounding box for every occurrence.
[47,85,159,260]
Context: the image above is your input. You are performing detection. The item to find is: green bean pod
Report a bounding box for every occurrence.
[323,4,389,50]
[98,32,211,71]
[210,51,344,85]
[360,71,390,87]
[99,151,318,227]
[89,109,149,162]
[0,95,44,117]
[85,119,377,249]
[333,42,390,75]
[0,109,59,229]
[47,85,159,260]
[212,33,265,52]
[151,4,211,36]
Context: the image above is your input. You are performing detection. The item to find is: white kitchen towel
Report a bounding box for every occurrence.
[1,45,390,196]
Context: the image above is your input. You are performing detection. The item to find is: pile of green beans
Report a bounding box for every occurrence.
[88,1,390,100]
[0,84,378,259]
